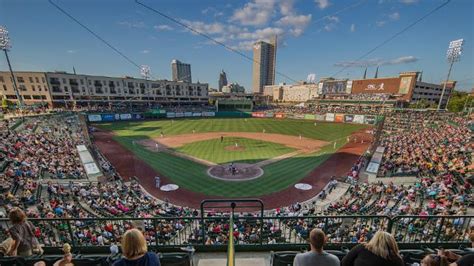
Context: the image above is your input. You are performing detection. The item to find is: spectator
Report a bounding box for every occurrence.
[113,229,160,266]
[293,228,339,266]
[341,231,403,266]
[420,254,449,266]
[7,207,42,257]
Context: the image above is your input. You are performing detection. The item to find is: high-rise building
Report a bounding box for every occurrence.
[171,59,192,83]
[252,36,277,94]
[218,70,228,91]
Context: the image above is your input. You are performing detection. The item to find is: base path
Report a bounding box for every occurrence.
[92,128,373,210]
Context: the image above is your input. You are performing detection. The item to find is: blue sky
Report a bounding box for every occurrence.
[0,0,473,91]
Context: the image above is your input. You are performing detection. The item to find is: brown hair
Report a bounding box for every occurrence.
[9,208,26,224]
[364,231,401,260]
[121,229,147,259]
[309,228,326,250]
[421,254,449,266]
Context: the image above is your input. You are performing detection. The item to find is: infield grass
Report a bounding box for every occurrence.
[175,137,295,164]
[97,118,369,197]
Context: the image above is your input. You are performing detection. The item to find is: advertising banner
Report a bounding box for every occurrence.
[132,114,142,120]
[88,114,102,122]
[252,112,265,118]
[304,114,316,120]
[365,115,376,124]
[175,112,184,118]
[166,112,176,118]
[202,112,215,117]
[294,114,305,119]
[325,113,335,122]
[119,114,132,120]
[275,113,285,119]
[398,76,412,94]
[315,114,326,121]
[320,80,348,94]
[184,112,193,117]
[101,114,115,122]
[115,114,120,120]
[192,112,202,117]
[265,112,274,118]
[335,114,344,123]
[353,115,365,124]
[344,115,354,123]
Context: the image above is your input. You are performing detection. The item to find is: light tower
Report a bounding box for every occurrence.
[0,25,23,109]
[438,39,464,110]
[140,65,151,80]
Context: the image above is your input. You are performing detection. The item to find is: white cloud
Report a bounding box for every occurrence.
[334,55,419,67]
[202,7,224,17]
[141,49,150,54]
[230,0,276,26]
[181,20,226,35]
[399,0,419,4]
[350,24,356,32]
[66,50,76,54]
[279,0,295,15]
[315,0,330,9]
[376,21,386,27]
[154,24,174,31]
[323,16,339,31]
[117,21,146,29]
[277,14,312,27]
[389,12,400,21]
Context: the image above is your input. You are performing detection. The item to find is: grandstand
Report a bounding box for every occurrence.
[0,106,472,266]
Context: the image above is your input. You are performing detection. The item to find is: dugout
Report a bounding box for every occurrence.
[215,99,253,112]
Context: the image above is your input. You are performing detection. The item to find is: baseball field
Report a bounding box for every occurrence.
[95,118,370,200]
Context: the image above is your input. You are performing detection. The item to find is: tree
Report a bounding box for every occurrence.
[447,91,472,112]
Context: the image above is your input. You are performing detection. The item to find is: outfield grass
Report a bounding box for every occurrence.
[97,118,369,197]
[175,137,295,164]
[98,118,366,141]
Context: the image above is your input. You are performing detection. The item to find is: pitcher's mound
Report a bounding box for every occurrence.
[207,163,263,181]
[224,145,246,151]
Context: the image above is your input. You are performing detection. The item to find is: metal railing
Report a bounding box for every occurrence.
[0,215,471,252]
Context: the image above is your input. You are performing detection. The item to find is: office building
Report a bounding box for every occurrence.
[252,36,277,94]
[218,70,228,91]
[171,59,192,83]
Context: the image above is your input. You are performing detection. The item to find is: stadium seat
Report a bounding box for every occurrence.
[0,256,26,266]
[399,249,426,264]
[326,250,348,261]
[159,252,191,266]
[270,251,298,266]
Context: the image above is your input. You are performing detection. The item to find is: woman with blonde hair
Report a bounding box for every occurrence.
[113,229,160,266]
[342,230,403,266]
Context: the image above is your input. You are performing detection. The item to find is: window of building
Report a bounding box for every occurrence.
[19,84,27,91]
[6,95,17,99]
[33,95,41,100]
[35,77,39,83]
[2,85,6,90]
[88,80,92,85]
[23,95,31,100]
[29,77,33,83]
[38,86,42,91]
[64,86,69,92]
[62,78,66,83]
[42,77,46,83]
[0,76,4,83]
[41,95,47,99]
[17,77,25,83]
[44,86,48,91]
[80,79,84,85]
[31,85,35,91]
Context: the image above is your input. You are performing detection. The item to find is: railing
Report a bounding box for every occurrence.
[0,215,471,252]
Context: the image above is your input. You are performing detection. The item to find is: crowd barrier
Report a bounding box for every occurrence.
[1,215,471,252]
[251,111,382,125]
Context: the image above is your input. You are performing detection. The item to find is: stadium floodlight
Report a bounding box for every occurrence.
[306,73,316,84]
[0,25,23,109]
[140,65,151,80]
[438,39,464,110]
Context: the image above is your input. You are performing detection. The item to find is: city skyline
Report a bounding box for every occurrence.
[0,0,473,91]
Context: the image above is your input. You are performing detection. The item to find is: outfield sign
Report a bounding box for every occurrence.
[265,112,274,118]
[344,115,354,123]
[176,112,184,118]
[101,114,115,122]
[315,114,326,121]
[304,114,315,120]
[325,113,335,122]
[252,112,265,118]
[275,113,285,119]
[166,112,176,118]
[184,112,193,117]
[120,113,132,120]
[192,112,202,117]
[353,115,365,124]
[202,112,215,117]
[365,116,376,124]
[335,114,344,123]
[88,114,102,122]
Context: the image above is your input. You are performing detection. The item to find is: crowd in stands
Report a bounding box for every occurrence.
[0,109,472,265]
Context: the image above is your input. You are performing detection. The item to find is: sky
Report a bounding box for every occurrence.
[0,0,473,91]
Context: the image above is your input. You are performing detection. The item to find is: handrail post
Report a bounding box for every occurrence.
[435,217,445,244]
[66,220,76,249]
[153,218,159,248]
[387,216,394,232]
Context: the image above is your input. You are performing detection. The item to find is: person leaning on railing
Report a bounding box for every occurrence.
[6,207,43,257]
[341,230,403,266]
[113,228,160,266]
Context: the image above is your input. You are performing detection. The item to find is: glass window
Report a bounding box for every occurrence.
[35,77,39,83]
[62,78,66,83]
[17,77,25,83]
[31,85,35,91]
[29,77,33,83]
[2,85,6,90]
[0,76,4,82]
[80,79,84,85]
[42,77,45,83]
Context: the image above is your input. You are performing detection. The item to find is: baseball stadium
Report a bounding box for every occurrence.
[1,1,474,266]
